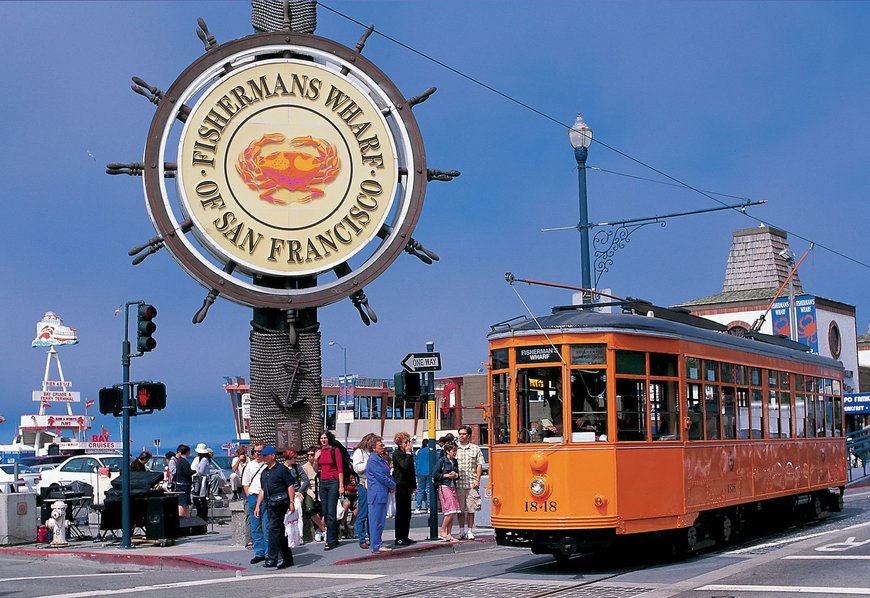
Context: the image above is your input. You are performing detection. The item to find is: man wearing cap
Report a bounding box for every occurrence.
[242,442,268,563]
[254,446,296,568]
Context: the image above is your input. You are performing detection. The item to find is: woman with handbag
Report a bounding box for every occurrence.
[254,446,295,569]
[315,430,344,550]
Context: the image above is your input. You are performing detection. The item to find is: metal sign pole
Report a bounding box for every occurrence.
[120,302,134,549]
[426,341,439,540]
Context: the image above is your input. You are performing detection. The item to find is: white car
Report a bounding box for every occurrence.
[0,464,40,493]
[37,454,125,504]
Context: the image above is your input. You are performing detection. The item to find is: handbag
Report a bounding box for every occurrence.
[266,494,290,508]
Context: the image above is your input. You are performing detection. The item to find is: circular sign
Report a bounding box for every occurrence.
[177,59,399,277]
[142,32,427,310]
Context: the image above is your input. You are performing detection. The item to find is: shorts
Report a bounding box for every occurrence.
[175,484,191,507]
[438,485,460,515]
[456,486,481,513]
[303,494,322,515]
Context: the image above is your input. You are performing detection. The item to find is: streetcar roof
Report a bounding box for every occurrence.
[488,307,843,371]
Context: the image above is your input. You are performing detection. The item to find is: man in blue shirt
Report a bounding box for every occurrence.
[414,439,431,513]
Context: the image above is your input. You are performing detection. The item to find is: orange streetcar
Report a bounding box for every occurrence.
[487,303,847,561]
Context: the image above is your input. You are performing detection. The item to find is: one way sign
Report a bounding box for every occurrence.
[402,352,442,373]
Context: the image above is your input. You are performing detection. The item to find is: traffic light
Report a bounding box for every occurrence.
[394,371,422,401]
[137,304,157,353]
[136,382,166,412]
[99,387,123,415]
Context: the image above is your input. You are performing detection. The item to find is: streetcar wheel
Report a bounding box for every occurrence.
[673,525,698,555]
[809,495,823,520]
[718,514,733,544]
[829,490,845,513]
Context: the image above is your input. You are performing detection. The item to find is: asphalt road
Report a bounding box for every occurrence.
[2,488,868,598]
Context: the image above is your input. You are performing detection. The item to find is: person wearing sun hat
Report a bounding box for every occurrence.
[191,443,213,521]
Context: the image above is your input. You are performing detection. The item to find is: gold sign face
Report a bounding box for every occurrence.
[177,60,398,276]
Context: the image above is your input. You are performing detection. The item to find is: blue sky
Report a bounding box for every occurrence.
[1,1,868,452]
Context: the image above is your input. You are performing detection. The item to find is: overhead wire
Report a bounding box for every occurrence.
[317,1,870,272]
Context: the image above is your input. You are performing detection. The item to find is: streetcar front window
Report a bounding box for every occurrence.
[516,366,563,444]
[570,369,607,441]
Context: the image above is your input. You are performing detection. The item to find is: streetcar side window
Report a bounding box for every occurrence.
[570,369,607,441]
[687,382,703,440]
[616,378,647,441]
[491,372,511,445]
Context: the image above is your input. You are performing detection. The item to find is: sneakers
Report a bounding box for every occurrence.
[314,531,324,542]
[458,531,467,540]
[413,508,424,514]
[376,546,393,552]
[465,530,475,540]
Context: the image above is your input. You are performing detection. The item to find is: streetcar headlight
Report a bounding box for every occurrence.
[530,477,546,496]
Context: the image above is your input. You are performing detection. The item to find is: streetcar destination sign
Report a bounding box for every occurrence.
[402,352,442,373]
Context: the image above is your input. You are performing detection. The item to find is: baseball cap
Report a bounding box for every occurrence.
[260,446,276,456]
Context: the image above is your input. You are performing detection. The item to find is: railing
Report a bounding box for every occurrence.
[847,428,869,482]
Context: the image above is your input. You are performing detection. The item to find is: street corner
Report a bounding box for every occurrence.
[0,545,244,572]
[333,536,495,565]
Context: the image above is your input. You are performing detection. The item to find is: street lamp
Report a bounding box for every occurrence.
[568,113,593,295]
[328,341,348,440]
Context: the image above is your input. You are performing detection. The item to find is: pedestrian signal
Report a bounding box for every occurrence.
[136,382,166,412]
[99,387,123,416]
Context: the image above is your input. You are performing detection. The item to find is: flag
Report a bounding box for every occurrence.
[100,426,109,438]
[85,399,94,409]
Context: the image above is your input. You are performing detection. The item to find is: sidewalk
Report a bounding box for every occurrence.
[0,512,494,571]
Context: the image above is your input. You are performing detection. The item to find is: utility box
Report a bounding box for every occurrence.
[0,492,38,545]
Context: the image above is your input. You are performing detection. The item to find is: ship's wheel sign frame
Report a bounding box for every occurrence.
[141,31,427,312]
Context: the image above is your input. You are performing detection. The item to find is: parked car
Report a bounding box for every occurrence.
[37,454,124,504]
[18,454,73,468]
[29,463,60,474]
[0,464,40,493]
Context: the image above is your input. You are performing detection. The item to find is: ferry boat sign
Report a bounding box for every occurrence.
[32,390,81,402]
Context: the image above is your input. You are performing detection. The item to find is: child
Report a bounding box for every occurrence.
[434,442,460,541]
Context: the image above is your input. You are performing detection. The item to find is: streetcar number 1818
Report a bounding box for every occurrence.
[524,501,557,512]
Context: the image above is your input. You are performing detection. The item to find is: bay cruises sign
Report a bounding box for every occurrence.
[133,30,430,312]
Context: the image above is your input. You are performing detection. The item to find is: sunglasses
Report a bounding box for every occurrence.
[307,453,316,457]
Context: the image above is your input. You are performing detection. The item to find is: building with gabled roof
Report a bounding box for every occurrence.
[675,225,859,396]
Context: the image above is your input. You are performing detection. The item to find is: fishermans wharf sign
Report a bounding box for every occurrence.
[178,61,399,276]
[136,31,428,311]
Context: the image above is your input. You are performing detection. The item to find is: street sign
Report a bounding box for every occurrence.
[402,352,442,373]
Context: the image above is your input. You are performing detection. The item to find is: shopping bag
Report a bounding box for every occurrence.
[386,492,396,518]
[284,507,301,547]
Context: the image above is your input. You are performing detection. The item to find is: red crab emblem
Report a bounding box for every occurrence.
[235,133,341,205]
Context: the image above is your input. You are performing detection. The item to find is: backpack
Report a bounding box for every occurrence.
[329,441,358,487]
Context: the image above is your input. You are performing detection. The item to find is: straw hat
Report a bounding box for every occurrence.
[194,442,210,454]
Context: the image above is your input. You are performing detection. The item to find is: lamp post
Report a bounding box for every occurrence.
[328,340,349,444]
[568,113,593,296]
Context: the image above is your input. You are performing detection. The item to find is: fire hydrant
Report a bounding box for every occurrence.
[45,500,69,547]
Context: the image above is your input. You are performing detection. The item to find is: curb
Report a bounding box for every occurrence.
[333,537,495,565]
[0,547,244,571]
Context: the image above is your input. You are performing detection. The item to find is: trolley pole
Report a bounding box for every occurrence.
[426,341,439,540]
